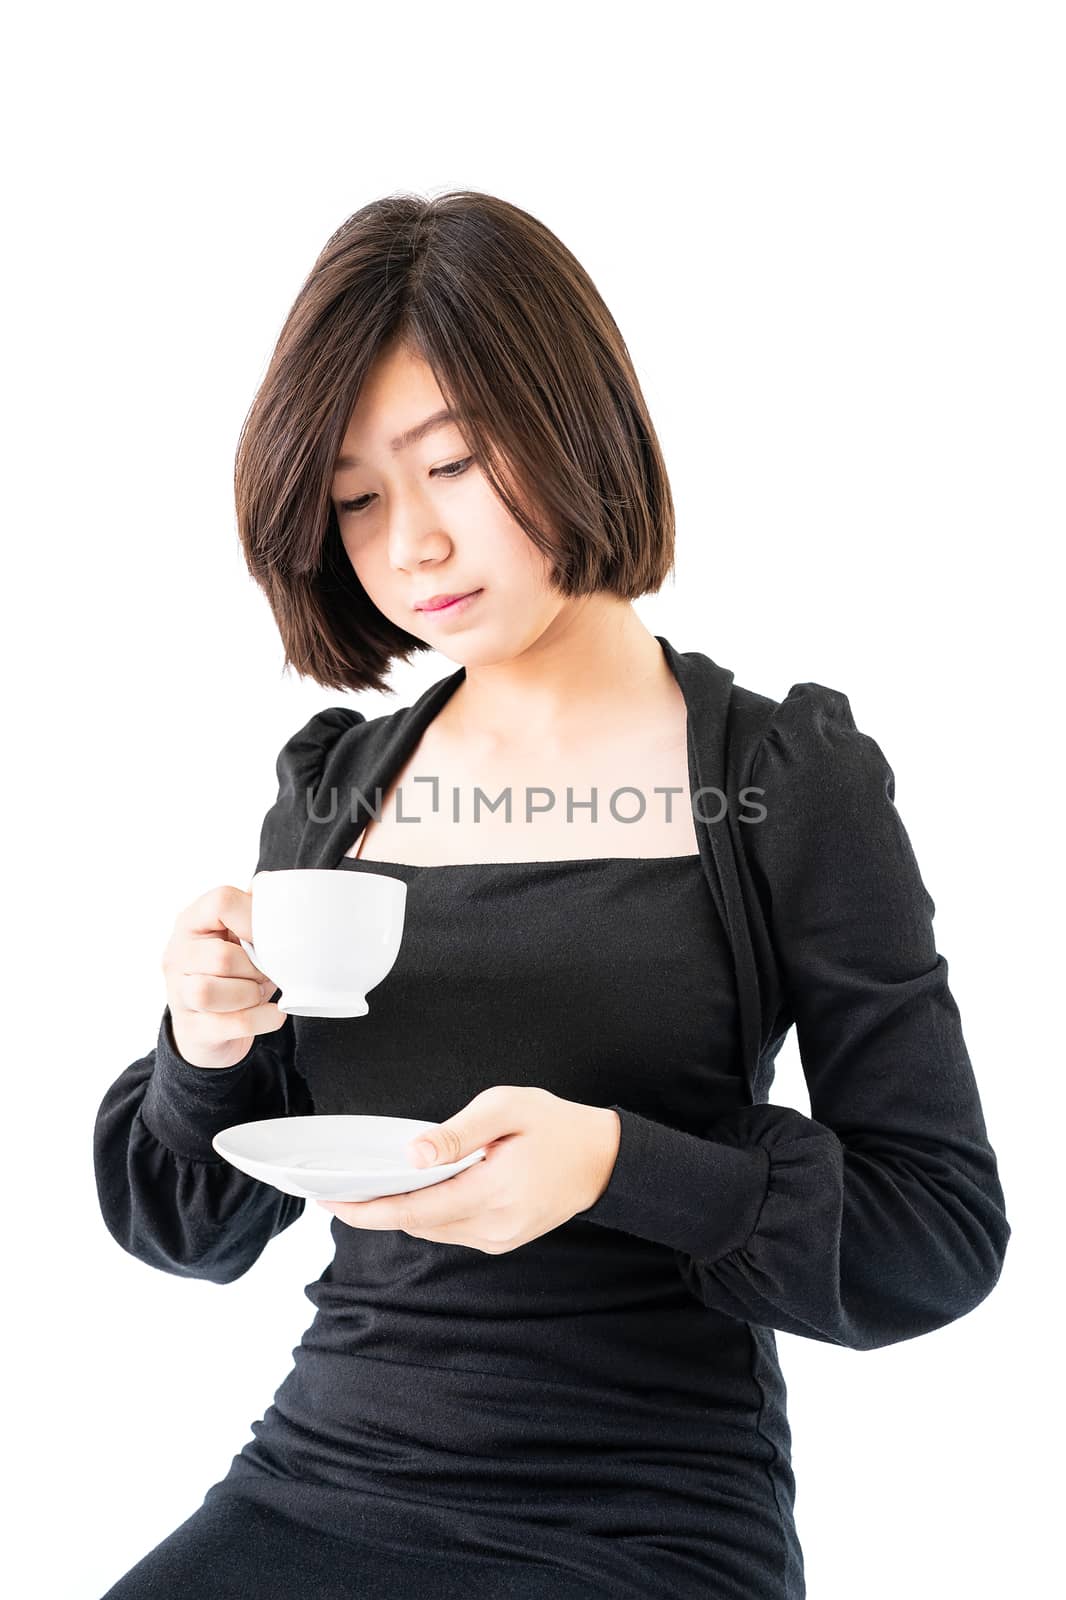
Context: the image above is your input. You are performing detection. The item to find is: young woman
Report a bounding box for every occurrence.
[94,190,1010,1600]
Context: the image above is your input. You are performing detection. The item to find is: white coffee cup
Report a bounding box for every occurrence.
[240,868,407,1018]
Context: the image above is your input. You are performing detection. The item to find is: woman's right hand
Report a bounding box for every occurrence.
[162,885,288,1070]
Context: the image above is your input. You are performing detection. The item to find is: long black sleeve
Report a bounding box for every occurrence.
[577,682,1011,1351]
[92,706,363,1285]
[93,1002,312,1284]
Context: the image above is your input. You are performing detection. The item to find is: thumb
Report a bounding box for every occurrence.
[406,1095,510,1167]
[407,1136,442,1167]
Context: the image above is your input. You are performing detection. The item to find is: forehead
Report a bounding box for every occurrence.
[334,343,458,467]
[333,407,462,474]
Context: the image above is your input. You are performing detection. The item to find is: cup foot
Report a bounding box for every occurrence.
[277,994,370,1019]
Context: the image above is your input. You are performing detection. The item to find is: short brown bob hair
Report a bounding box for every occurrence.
[235,189,676,694]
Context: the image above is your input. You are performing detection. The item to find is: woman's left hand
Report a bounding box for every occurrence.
[317,1087,621,1254]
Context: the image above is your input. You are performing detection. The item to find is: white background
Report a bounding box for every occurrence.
[3,3,1059,1596]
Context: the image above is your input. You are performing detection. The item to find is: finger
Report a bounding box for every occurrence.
[174,885,253,946]
[174,934,278,994]
[175,972,272,1015]
[178,1000,289,1046]
[320,1202,484,1237]
[320,1166,490,1231]
[317,1198,424,1231]
[318,1205,510,1254]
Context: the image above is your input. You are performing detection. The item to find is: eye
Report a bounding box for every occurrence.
[336,456,476,518]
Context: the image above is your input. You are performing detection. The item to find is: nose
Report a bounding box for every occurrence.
[386,507,453,574]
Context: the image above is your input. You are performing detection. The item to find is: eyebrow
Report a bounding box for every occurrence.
[333,408,460,474]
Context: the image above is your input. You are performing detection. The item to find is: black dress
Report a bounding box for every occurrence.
[94,638,1011,1598]
[101,851,796,1599]
[225,850,799,1598]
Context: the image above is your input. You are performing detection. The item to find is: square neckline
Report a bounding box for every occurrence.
[337,852,703,870]
[335,637,707,873]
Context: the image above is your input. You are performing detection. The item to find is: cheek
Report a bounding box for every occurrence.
[342,541,393,607]
[339,525,380,574]
[472,490,551,570]
[337,525,360,566]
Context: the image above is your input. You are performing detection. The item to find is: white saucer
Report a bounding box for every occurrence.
[212,1114,487,1201]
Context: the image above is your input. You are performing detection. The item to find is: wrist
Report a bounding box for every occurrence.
[583,1107,621,1209]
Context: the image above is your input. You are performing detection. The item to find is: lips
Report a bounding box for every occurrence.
[415,590,481,613]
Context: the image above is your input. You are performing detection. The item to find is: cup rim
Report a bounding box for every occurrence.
[250,867,407,890]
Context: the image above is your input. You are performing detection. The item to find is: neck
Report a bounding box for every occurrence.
[443,599,675,754]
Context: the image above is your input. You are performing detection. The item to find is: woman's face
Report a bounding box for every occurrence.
[331,342,571,665]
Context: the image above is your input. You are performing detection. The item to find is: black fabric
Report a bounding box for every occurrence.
[99,1486,611,1598]
[93,636,1011,1599]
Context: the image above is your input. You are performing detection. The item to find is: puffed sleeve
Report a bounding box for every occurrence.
[92,706,364,1285]
[575,683,1011,1351]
